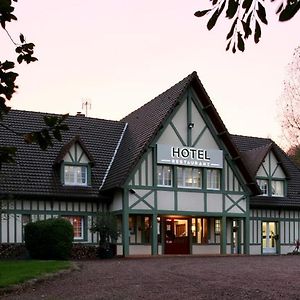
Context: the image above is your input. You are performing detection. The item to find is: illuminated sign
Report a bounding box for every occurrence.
[157,144,223,168]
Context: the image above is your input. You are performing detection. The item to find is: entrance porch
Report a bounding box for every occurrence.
[118,214,248,256]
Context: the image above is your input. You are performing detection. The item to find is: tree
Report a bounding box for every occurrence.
[287,145,300,168]
[194,0,300,53]
[90,212,120,258]
[278,46,300,147]
[0,0,68,168]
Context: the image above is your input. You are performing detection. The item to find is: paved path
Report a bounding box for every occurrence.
[2,256,300,299]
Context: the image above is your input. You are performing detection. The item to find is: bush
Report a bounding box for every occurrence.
[24,218,73,260]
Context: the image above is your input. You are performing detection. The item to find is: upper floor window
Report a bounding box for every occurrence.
[157,165,173,187]
[64,165,87,186]
[271,180,284,197]
[256,178,285,197]
[55,138,93,187]
[207,169,221,190]
[257,179,268,196]
[177,167,202,188]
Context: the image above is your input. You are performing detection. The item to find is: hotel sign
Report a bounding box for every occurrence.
[157,144,223,169]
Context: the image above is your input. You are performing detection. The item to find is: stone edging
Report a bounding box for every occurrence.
[0,261,81,297]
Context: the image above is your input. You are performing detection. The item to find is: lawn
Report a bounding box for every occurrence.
[0,260,71,288]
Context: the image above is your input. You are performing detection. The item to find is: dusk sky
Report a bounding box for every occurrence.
[2,1,300,148]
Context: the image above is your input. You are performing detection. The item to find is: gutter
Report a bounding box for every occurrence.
[99,122,128,190]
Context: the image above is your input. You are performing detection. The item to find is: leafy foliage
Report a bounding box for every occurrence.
[195,0,300,53]
[24,218,74,260]
[90,212,120,247]
[0,0,68,167]
[278,47,300,146]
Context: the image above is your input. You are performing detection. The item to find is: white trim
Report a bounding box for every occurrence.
[99,123,128,190]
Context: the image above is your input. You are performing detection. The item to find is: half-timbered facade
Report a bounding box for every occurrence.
[1,72,300,256]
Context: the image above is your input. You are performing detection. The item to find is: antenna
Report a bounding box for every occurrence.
[82,99,91,117]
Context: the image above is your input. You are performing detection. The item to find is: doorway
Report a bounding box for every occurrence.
[262,222,277,254]
[164,217,190,254]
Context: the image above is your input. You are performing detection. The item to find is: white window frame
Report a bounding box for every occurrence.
[207,169,221,190]
[257,179,268,196]
[157,165,173,187]
[177,167,202,189]
[64,165,88,186]
[271,180,284,197]
[64,216,84,240]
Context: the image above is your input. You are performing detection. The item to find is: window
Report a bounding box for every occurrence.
[177,167,202,188]
[215,219,221,235]
[271,180,284,197]
[257,179,268,196]
[64,165,88,186]
[157,165,173,187]
[64,216,84,240]
[192,217,208,244]
[207,169,221,190]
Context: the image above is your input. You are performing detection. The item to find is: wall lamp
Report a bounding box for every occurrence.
[188,123,194,129]
[129,189,136,194]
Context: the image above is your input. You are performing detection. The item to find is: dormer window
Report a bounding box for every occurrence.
[64,165,88,186]
[55,136,94,187]
[256,151,286,197]
[257,179,268,196]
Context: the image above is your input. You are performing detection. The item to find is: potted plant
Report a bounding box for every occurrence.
[90,211,120,258]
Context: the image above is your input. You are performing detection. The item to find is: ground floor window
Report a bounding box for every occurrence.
[64,216,84,240]
[129,215,152,244]
[192,217,209,244]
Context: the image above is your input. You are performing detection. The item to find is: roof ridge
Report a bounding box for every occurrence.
[231,133,273,142]
[240,142,273,154]
[120,71,197,122]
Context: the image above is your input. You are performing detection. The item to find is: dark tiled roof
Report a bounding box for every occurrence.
[240,143,272,177]
[103,72,259,195]
[0,110,126,199]
[232,134,300,207]
[102,72,196,190]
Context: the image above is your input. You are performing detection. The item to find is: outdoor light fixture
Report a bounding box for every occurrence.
[188,123,194,129]
[129,189,136,194]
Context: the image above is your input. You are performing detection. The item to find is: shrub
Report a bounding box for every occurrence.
[24,218,73,260]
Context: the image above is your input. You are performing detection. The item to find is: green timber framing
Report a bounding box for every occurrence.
[1,71,300,256]
[114,84,251,256]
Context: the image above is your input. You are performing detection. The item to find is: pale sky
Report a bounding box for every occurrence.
[2,1,300,148]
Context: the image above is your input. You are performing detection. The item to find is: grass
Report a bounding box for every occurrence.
[0,260,71,288]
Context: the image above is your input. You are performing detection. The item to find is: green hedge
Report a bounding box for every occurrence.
[24,218,73,260]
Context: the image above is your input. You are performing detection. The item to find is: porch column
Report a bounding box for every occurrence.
[221,216,227,254]
[151,213,158,255]
[122,190,129,256]
[244,216,250,254]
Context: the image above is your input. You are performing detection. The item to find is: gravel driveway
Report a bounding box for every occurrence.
[1,256,300,299]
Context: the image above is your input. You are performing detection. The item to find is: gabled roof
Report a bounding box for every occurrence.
[0,110,126,199]
[240,143,272,178]
[102,72,260,195]
[232,134,300,207]
[54,135,95,165]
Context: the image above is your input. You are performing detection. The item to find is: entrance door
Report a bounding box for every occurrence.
[262,222,277,254]
[164,218,190,254]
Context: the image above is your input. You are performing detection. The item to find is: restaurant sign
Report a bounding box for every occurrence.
[157,144,223,169]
